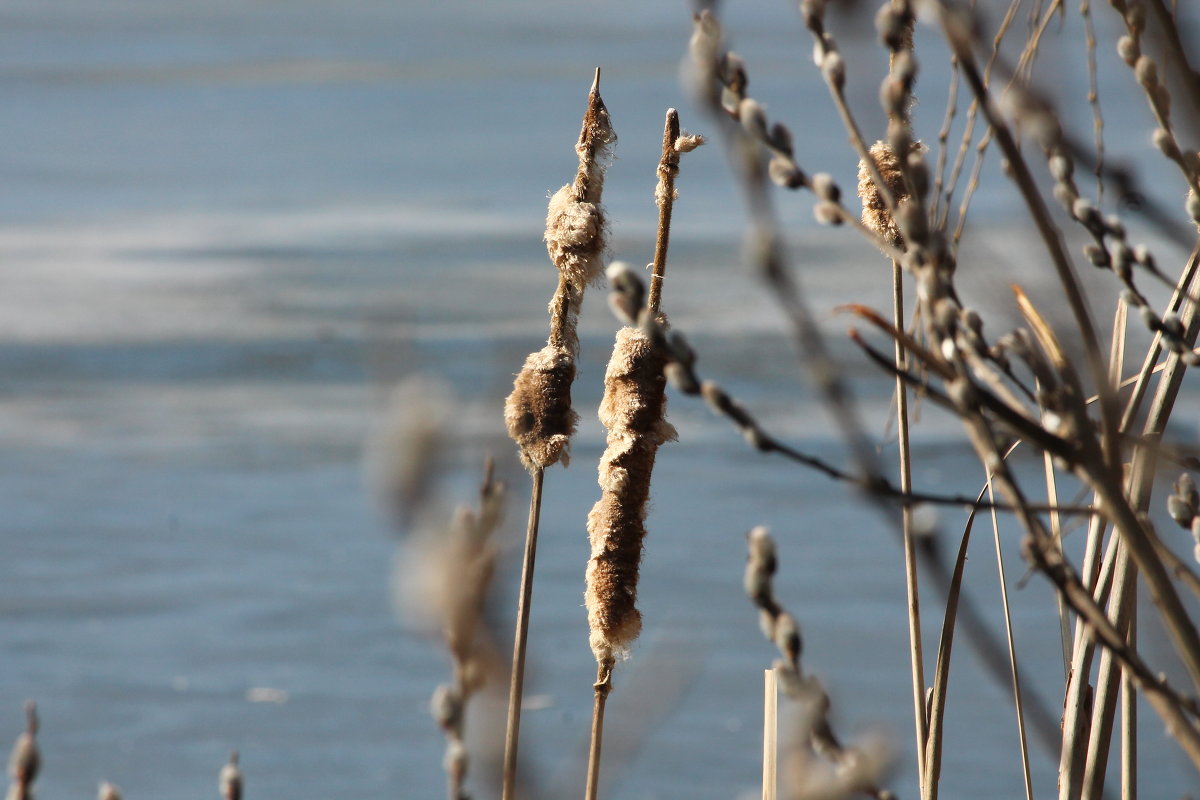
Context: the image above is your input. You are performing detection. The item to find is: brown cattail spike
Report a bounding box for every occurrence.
[508,72,616,473]
[545,68,616,292]
[858,141,911,249]
[505,345,580,471]
[584,327,677,661]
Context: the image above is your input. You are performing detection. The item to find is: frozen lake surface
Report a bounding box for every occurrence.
[1,2,1198,798]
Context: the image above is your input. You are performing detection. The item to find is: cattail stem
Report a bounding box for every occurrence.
[584,659,615,800]
[648,109,681,315]
[762,667,779,800]
[501,467,545,800]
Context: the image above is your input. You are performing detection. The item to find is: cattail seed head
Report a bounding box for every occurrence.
[858,141,910,248]
[98,782,122,800]
[505,346,580,471]
[545,186,607,291]
[585,327,676,662]
[544,73,616,291]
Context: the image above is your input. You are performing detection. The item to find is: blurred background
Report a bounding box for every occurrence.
[1,0,1198,797]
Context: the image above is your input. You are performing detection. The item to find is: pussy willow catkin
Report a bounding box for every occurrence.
[505,73,615,472]
[584,325,676,662]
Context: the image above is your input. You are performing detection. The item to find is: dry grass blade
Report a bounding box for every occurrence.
[984,478,1033,800]
[922,500,979,800]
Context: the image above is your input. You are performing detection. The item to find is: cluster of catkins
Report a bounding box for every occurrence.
[1168,473,1200,563]
[4,703,238,800]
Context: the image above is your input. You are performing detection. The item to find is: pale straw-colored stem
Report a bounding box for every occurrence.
[501,467,545,800]
[763,667,778,800]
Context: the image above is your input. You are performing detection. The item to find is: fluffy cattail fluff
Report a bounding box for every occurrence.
[545,70,617,290]
[584,326,677,662]
[97,782,122,800]
[505,345,580,470]
[857,140,910,248]
[506,70,616,472]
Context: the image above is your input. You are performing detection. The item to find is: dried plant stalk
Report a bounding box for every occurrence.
[584,325,676,662]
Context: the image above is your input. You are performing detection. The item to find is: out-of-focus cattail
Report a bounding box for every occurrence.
[506,69,616,473]
[97,782,123,800]
[858,141,910,249]
[398,459,506,800]
[584,326,677,662]
[219,751,242,800]
[6,702,38,800]
[364,376,452,526]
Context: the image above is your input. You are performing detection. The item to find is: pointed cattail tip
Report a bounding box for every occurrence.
[591,67,601,94]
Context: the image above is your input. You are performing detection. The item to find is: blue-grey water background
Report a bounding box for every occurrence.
[2,1,1199,797]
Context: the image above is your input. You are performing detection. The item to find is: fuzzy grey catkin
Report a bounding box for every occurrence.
[584,326,677,662]
[506,73,616,472]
